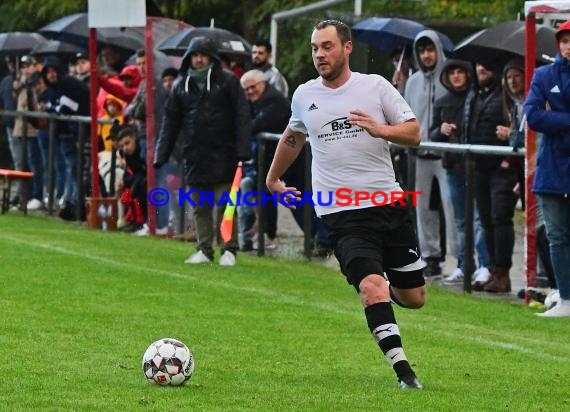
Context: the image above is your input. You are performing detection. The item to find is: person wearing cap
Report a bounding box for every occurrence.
[524,20,570,317]
[73,52,90,83]
[154,36,252,266]
[11,55,44,211]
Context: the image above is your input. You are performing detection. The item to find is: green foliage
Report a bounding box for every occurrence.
[364,0,526,25]
[0,0,83,31]
[0,0,528,92]
[1,214,570,411]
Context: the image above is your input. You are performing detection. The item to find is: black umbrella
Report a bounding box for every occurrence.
[30,40,85,58]
[0,32,46,58]
[38,13,143,54]
[158,27,251,58]
[39,13,191,56]
[352,17,454,55]
[453,21,557,71]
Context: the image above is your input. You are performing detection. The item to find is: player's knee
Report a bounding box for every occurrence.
[358,275,389,305]
[398,287,426,309]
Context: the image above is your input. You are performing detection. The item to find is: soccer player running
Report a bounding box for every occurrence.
[266,20,426,389]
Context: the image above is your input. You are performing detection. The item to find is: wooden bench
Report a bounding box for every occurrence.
[0,169,34,214]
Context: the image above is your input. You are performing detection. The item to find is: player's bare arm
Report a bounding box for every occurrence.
[266,127,306,208]
[348,109,420,146]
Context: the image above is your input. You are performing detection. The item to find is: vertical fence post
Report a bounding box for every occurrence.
[46,118,56,215]
[463,151,475,293]
[256,136,266,256]
[77,121,85,221]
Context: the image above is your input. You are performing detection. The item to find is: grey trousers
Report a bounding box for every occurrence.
[189,182,238,257]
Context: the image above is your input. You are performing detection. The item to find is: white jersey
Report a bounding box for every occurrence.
[289,71,416,216]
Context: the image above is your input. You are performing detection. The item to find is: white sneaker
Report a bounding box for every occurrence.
[473,267,491,284]
[133,224,149,236]
[536,299,570,317]
[27,198,43,210]
[443,268,464,285]
[155,226,169,236]
[219,251,236,266]
[184,250,212,264]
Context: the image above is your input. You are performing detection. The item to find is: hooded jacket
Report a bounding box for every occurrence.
[404,30,448,149]
[463,63,508,171]
[99,65,142,104]
[154,37,251,186]
[503,58,525,130]
[41,55,90,117]
[429,59,474,174]
[524,25,570,196]
[99,95,124,151]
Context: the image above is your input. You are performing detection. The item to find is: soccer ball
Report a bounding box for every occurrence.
[142,338,194,386]
[544,290,560,310]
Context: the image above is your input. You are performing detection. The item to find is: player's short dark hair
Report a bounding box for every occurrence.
[313,20,352,44]
[252,39,272,53]
[136,48,145,58]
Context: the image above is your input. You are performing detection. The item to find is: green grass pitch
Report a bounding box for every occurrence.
[0,214,568,411]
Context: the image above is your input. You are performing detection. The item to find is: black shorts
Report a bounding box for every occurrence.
[322,205,425,290]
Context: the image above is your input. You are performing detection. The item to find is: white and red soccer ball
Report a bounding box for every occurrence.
[142,338,194,386]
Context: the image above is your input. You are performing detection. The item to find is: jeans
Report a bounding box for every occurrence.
[238,175,278,245]
[37,129,65,199]
[26,137,43,201]
[538,195,570,300]
[282,161,331,249]
[239,176,256,246]
[9,132,25,198]
[5,126,16,169]
[446,173,490,270]
[475,168,517,268]
[59,137,78,205]
[415,157,459,260]
[155,160,181,229]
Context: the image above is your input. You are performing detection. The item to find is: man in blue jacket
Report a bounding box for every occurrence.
[524,20,570,317]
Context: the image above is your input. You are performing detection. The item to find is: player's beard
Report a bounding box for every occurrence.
[317,54,345,81]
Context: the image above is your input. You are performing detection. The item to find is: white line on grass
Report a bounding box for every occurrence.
[2,233,568,363]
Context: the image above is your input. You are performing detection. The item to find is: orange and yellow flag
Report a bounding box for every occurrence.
[220,162,243,243]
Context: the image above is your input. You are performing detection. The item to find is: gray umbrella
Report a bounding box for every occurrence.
[158,27,251,58]
[0,32,46,58]
[30,40,85,58]
[453,21,557,71]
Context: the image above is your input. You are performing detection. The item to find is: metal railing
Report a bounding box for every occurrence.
[255,132,526,293]
[1,110,527,293]
[0,109,113,218]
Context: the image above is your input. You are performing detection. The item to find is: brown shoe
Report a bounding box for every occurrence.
[174,229,196,242]
[484,266,511,293]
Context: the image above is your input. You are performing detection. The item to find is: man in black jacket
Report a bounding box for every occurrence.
[42,56,90,221]
[154,36,251,266]
[462,62,514,293]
